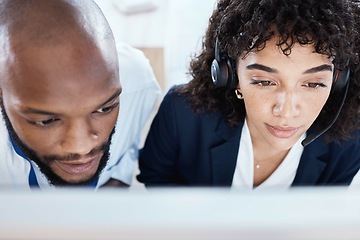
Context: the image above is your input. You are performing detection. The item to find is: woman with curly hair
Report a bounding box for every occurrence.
[137,0,360,188]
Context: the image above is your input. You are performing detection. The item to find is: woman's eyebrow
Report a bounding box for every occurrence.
[302,64,333,74]
[246,63,333,75]
[246,63,278,73]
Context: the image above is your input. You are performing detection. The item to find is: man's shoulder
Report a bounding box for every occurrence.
[0,113,9,153]
[0,115,31,185]
[116,42,160,93]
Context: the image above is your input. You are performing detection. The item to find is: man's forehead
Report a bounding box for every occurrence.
[0,38,119,113]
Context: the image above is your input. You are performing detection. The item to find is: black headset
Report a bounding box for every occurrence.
[301,63,350,146]
[210,36,351,146]
[331,62,350,93]
[211,36,237,89]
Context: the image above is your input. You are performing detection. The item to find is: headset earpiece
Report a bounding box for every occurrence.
[332,63,350,93]
[211,57,229,87]
[211,36,236,89]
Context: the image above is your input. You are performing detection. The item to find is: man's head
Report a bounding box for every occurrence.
[0,0,122,186]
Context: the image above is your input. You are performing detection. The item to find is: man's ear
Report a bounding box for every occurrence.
[0,88,3,106]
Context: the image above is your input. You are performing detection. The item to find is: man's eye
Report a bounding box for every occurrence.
[303,82,327,89]
[95,102,119,114]
[251,80,275,86]
[30,118,59,126]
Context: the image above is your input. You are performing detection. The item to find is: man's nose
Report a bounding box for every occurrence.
[60,119,98,155]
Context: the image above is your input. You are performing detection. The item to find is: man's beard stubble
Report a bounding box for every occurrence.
[0,103,115,187]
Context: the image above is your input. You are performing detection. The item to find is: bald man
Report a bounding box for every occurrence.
[0,0,160,188]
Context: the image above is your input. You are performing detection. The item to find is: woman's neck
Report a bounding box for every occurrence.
[252,143,291,187]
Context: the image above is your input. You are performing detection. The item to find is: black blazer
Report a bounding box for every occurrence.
[137,86,360,187]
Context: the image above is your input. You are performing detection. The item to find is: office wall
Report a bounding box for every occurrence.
[95,0,217,93]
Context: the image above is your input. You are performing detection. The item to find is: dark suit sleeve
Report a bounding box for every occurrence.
[137,88,183,186]
[329,138,360,185]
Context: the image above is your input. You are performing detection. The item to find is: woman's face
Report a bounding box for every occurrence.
[236,37,333,151]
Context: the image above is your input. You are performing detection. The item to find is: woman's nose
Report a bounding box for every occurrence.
[273,90,300,118]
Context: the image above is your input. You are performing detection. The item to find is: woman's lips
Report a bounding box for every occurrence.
[266,124,299,138]
[55,154,101,175]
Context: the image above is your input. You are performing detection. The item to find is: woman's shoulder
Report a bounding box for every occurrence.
[160,84,222,121]
[164,84,187,98]
[325,129,360,151]
[161,84,193,110]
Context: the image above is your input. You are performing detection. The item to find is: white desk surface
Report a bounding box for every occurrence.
[1,187,360,240]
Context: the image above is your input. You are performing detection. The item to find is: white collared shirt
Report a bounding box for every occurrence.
[231,119,305,190]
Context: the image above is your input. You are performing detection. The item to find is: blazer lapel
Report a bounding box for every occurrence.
[209,117,330,186]
[292,140,329,185]
[210,118,243,186]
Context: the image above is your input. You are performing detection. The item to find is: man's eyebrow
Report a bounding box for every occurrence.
[21,108,58,116]
[246,63,278,73]
[302,64,333,74]
[21,88,122,115]
[97,88,122,108]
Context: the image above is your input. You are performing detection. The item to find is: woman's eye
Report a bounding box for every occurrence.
[251,80,275,86]
[303,82,327,89]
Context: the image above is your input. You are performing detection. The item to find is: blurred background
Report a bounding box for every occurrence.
[94,0,217,93]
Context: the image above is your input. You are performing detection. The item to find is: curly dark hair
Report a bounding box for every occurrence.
[176,0,360,141]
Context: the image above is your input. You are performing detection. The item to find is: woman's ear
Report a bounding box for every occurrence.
[235,88,244,100]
